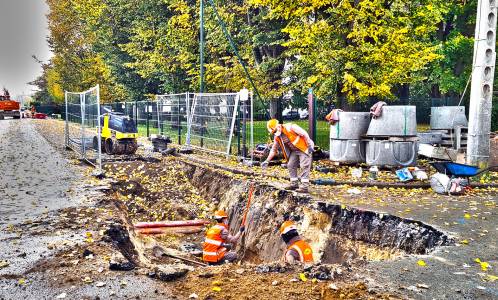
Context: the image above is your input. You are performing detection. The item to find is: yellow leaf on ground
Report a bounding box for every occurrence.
[417,260,427,267]
[299,273,307,282]
[212,280,221,286]
[212,287,222,292]
[487,275,498,282]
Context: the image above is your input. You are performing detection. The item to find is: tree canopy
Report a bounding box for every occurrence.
[32,0,480,107]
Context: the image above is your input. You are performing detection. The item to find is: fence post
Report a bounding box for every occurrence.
[146,100,150,137]
[251,91,254,162]
[96,84,102,173]
[134,99,138,127]
[64,91,69,148]
[240,88,249,159]
[236,112,241,156]
[156,96,161,136]
[178,95,182,145]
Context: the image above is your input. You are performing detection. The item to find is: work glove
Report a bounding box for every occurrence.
[308,146,314,155]
[239,226,245,233]
[222,243,232,250]
[261,161,269,169]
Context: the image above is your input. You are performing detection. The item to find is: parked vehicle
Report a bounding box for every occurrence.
[299,110,309,119]
[0,88,21,120]
[283,110,299,120]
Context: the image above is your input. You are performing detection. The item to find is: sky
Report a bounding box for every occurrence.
[0,0,51,97]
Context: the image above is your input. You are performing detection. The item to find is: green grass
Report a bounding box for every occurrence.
[137,120,331,150]
[253,120,330,150]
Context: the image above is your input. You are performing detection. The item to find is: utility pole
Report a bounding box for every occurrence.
[308,88,317,142]
[199,0,205,93]
[467,0,497,167]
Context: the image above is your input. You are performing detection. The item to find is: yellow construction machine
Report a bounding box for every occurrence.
[94,112,138,155]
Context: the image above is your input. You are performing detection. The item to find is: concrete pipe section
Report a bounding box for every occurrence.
[329,139,367,164]
[430,106,468,130]
[330,112,371,140]
[366,140,419,167]
[367,106,417,137]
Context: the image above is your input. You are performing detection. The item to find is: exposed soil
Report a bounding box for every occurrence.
[6,119,496,300]
[174,264,399,300]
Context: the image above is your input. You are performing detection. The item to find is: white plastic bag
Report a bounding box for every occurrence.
[430,173,451,194]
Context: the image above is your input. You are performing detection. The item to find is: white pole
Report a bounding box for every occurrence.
[467,0,497,167]
[227,93,240,156]
[250,91,254,163]
[156,95,161,135]
[64,91,69,148]
[96,85,102,173]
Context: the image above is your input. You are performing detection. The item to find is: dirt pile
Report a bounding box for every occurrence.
[174,264,398,300]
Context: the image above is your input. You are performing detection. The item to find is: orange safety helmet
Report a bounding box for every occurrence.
[214,210,228,219]
[267,119,279,133]
[280,220,298,235]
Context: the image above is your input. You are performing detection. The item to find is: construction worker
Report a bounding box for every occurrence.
[262,119,314,193]
[202,210,245,264]
[280,221,314,264]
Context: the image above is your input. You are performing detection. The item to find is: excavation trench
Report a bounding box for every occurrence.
[106,158,453,272]
[180,160,452,263]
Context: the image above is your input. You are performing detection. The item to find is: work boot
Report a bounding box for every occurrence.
[296,184,309,193]
[284,181,299,190]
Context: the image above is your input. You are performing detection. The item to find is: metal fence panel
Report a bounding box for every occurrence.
[156,93,192,145]
[186,93,242,156]
[64,85,102,172]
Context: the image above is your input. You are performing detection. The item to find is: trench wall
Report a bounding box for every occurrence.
[182,161,452,262]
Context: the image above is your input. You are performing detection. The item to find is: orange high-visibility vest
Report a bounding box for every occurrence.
[286,240,314,263]
[203,223,228,263]
[275,124,309,161]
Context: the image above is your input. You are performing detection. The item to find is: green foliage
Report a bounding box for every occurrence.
[250,0,449,103]
[38,0,487,117]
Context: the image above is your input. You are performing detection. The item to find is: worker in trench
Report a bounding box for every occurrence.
[280,221,314,263]
[262,119,315,193]
[202,210,245,265]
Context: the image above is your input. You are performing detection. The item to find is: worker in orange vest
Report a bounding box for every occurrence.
[262,119,314,193]
[202,210,245,264]
[280,221,314,264]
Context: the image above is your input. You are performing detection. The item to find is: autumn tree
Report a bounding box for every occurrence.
[249,0,450,104]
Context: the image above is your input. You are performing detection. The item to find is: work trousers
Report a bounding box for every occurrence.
[209,251,238,265]
[287,150,312,184]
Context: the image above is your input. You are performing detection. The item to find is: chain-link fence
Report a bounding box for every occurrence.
[64,85,102,171]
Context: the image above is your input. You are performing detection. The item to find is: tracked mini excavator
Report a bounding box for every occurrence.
[94,112,138,155]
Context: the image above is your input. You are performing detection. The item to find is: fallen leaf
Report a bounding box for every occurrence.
[487,275,498,282]
[212,280,222,286]
[299,273,307,282]
[417,260,427,267]
[212,286,222,292]
[0,260,9,269]
[83,277,93,284]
